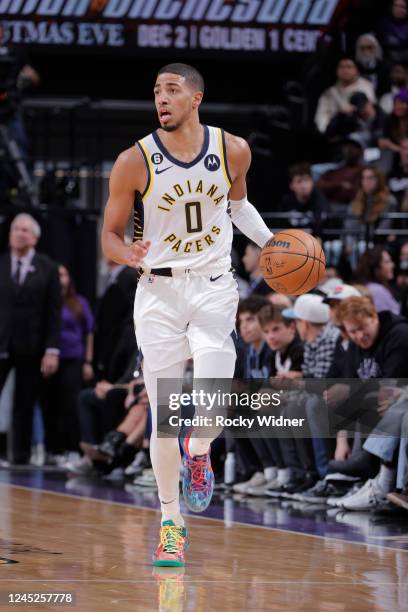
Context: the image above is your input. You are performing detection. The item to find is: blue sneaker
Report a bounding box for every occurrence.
[180,429,214,512]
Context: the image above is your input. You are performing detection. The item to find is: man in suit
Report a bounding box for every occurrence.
[0,213,61,463]
[94,259,138,383]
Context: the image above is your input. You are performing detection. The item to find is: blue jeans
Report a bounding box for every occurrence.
[363,394,408,489]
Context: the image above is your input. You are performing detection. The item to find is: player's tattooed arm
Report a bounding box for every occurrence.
[224,132,272,248]
[102,146,151,268]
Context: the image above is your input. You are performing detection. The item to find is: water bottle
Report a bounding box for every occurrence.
[224,452,236,485]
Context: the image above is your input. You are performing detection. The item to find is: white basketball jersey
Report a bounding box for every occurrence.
[134,125,233,270]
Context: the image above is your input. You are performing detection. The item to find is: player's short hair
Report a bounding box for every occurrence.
[157,63,205,93]
[257,304,294,328]
[337,296,377,325]
[288,162,312,182]
[237,296,269,317]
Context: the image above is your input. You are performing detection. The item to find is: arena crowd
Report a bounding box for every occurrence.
[1,0,408,516]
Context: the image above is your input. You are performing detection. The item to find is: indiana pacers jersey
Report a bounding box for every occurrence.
[134,125,233,270]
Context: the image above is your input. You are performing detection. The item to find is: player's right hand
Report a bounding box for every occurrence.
[126,240,151,268]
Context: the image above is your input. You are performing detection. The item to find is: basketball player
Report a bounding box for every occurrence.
[102,63,272,566]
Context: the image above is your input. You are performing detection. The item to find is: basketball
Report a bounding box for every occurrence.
[259,229,326,295]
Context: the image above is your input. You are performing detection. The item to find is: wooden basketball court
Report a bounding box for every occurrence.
[0,481,407,611]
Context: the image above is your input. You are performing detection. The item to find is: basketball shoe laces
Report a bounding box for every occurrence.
[160,525,185,555]
[189,455,209,492]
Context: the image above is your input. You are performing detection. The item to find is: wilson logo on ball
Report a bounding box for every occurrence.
[269,240,290,249]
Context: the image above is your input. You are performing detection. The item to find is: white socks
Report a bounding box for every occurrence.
[375,464,396,494]
[161,498,185,527]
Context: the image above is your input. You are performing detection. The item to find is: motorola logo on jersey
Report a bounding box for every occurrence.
[151,153,163,165]
[204,154,221,171]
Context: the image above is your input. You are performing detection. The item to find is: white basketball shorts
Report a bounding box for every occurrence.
[134,270,239,372]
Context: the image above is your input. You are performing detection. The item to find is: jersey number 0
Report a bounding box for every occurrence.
[185,201,203,233]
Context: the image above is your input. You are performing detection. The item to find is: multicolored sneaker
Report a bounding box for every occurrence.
[180,429,214,512]
[152,520,189,567]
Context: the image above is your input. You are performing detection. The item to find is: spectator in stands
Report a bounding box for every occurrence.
[41,264,94,462]
[345,167,398,253]
[337,295,408,378]
[233,296,273,493]
[94,258,138,383]
[325,296,408,510]
[67,348,140,475]
[242,242,271,297]
[355,33,390,98]
[266,295,340,497]
[235,296,272,381]
[0,213,61,464]
[380,63,408,113]
[379,89,408,158]
[317,137,365,209]
[325,91,388,150]
[246,304,305,497]
[278,163,329,238]
[355,246,400,313]
[377,0,408,64]
[297,284,363,503]
[78,383,149,478]
[315,58,376,134]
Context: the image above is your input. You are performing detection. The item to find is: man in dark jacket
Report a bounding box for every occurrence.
[94,260,138,382]
[0,213,61,463]
[340,297,408,380]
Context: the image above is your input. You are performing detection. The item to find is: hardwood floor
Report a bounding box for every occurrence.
[0,485,406,611]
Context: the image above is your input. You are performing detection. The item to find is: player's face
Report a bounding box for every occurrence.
[343,315,379,349]
[239,312,263,345]
[154,73,201,132]
[262,321,294,351]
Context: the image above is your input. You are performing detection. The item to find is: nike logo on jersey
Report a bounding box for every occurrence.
[155,166,173,175]
[210,274,223,282]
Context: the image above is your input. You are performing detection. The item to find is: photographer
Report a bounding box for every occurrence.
[0,21,39,193]
[0,22,39,137]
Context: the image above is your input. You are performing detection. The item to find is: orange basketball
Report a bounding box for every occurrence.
[259,229,326,296]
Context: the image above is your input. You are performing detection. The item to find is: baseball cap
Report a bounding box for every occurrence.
[319,277,344,295]
[282,294,330,324]
[322,284,361,303]
[350,91,369,109]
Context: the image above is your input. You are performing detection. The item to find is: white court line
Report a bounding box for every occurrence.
[1,481,407,554]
